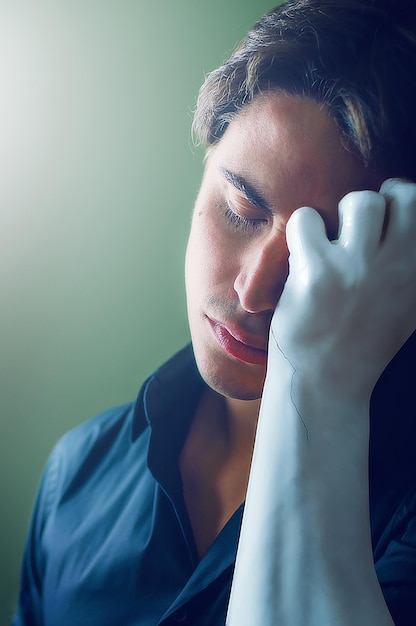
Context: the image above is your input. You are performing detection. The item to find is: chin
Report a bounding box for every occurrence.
[195,348,266,401]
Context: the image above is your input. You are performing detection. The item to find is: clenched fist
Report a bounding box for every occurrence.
[271,178,416,400]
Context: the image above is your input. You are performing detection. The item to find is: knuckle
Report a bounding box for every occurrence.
[340,189,385,212]
[380,178,416,206]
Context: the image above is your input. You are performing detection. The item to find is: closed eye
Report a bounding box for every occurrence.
[219,166,272,216]
[224,200,268,233]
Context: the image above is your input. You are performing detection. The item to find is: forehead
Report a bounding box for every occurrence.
[210,92,373,211]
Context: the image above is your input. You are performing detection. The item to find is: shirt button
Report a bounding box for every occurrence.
[173,607,188,622]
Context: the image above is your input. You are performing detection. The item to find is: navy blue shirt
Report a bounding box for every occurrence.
[13,344,416,625]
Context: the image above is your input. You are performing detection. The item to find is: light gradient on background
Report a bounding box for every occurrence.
[0,0,279,622]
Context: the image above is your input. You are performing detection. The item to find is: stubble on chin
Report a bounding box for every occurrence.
[195,348,266,402]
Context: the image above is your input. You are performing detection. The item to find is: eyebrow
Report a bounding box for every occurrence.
[219,166,272,215]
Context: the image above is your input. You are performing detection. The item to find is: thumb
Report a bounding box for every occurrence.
[286,207,329,275]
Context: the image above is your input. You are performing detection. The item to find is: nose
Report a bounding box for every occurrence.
[233,232,289,314]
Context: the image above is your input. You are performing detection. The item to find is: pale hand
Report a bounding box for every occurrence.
[272,178,416,401]
[226,179,416,626]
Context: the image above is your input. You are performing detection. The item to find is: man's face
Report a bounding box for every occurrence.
[185,92,380,401]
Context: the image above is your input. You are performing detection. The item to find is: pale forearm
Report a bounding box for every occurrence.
[227,348,394,626]
[227,181,416,626]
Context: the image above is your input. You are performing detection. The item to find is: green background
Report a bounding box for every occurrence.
[0,0,278,622]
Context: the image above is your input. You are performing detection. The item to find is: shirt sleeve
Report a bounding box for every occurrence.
[11,448,61,626]
[10,404,134,626]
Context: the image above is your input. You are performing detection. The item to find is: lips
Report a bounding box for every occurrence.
[208,317,267,365]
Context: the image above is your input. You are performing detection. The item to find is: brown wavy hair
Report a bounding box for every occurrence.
[193,0,416,180]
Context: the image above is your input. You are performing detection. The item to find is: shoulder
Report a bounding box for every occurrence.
[53,402,135,465]
[42,401,144,508]
[57,401,135,451]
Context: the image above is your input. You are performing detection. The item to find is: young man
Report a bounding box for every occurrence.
[13,1,416,624]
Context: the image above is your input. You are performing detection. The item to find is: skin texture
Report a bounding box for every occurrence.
[182,93,383,559]
[227,179,416,625]
[185,92,416,622]
[185,92,381,404]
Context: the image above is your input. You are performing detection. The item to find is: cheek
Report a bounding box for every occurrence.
[185,210,238,292]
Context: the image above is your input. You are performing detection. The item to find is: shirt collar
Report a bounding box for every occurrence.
[131,344,206,523]
[131,343,205,443]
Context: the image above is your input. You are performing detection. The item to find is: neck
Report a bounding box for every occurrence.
[193,390,260,453]
[179,390,261,558]
[222,395,261,452]
[225,395,261,425]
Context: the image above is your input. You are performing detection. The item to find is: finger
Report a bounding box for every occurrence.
[337,190,386,258]
[286,207,329,273]
[380,178,416,242]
